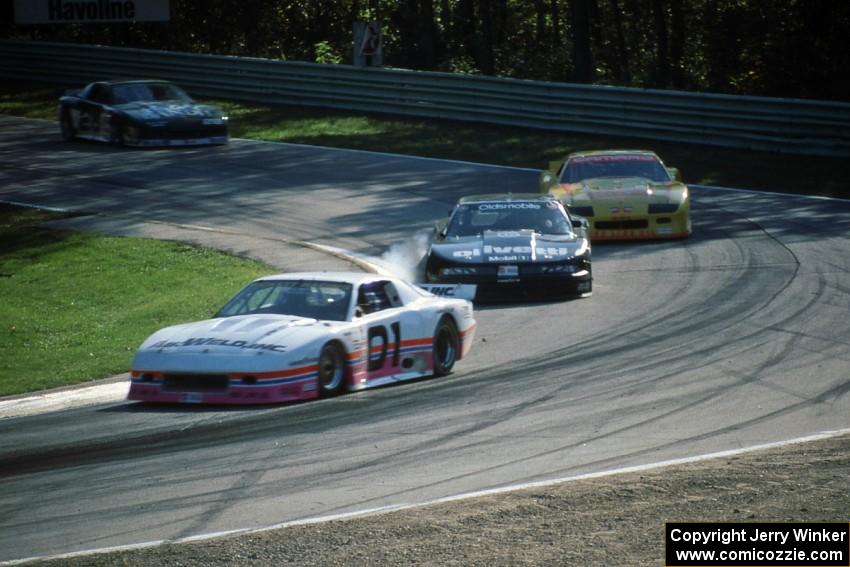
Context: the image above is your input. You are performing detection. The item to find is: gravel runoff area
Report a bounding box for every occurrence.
[22,432,849,566]
[12,215,850,566]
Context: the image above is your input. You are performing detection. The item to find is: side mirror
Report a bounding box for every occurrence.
[667,167,681,181]
[434,219,448,239]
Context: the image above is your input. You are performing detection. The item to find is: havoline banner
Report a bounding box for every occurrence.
[14,0,170,24]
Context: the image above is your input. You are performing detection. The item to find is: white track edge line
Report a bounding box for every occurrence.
[690,184,850,203]
[251,138,540,172]
[5,427,849,566]
[2,114,848,183]
[0,200,76,213]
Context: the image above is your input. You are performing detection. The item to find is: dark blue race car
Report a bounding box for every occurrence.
[425,194,592,301]
[58,79,228,147]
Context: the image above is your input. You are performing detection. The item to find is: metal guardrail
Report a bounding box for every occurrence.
[2,40,849,156]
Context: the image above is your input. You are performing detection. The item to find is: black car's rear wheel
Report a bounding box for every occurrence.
[109,124,126,146]
[317,342,346,397]
[60,112,76,141]
[432,317,459,377]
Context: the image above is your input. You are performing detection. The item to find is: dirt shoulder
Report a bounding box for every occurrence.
[36,432,849,566]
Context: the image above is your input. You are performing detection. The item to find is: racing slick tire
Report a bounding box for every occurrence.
[432,317,459,377]
[109,124,126,147]
[574,273,593,299]
[317,341,346,397]
[60,111,76,141]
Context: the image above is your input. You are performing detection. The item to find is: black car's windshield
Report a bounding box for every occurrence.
[111,83,192,105]
[562,154,671,183]
[445,202,573,238]
[215,280,352,322]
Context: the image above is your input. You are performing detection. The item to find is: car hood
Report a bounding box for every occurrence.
[114,101,223,122]
[431,229,587,264]
[134,314,335,360]
[555,177,687,204]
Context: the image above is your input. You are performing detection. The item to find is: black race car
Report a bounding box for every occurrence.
[58,80,228,147]
[425,194,592,301]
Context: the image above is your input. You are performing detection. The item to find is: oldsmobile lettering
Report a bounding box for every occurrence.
[152,337,286,353]
[478,203,541,211]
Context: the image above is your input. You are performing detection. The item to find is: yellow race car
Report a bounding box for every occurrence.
[539,150,691,240]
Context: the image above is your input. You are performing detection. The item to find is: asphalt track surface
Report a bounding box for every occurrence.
[1,116,849,563]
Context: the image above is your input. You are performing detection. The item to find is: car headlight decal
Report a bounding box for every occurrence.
[648,203,680,214]
[569,206,594,217]
[575,238,589,256]
[439,267,479,276]
[541,264,577,274]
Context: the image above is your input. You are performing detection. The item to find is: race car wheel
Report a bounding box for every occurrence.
[432,317,459,377]
[60,112,76,141]
[318,342,346,397]
[109,124,125,146]
[572,272,593,299]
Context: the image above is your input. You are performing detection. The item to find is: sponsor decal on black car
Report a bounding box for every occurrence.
[452,245,571,260]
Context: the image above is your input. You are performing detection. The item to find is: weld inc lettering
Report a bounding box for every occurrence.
[424,286,456,296]
[152,338,286,352]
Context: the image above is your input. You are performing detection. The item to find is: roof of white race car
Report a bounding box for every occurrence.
[567,149,660,159]
[457,193,560,205]
[254,272,396,286]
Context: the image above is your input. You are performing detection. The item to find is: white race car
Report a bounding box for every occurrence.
[128,272,477,405]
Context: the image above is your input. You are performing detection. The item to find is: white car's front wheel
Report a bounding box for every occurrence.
[317,342,346,397]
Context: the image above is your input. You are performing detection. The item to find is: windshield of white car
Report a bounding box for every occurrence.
[111,83,193,105]
[562,155,671,183]
[215,281,353,322]
[445,202,573,238]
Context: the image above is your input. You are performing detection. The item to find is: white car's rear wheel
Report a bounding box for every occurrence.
[317,342,345,396]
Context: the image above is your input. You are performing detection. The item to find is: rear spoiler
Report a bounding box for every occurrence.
[416,283,477,301]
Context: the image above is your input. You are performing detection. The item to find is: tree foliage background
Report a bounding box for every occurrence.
[2,0,848,101]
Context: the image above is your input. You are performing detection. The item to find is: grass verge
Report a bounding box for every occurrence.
[0,204,269,397]
[2,81,849,198]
